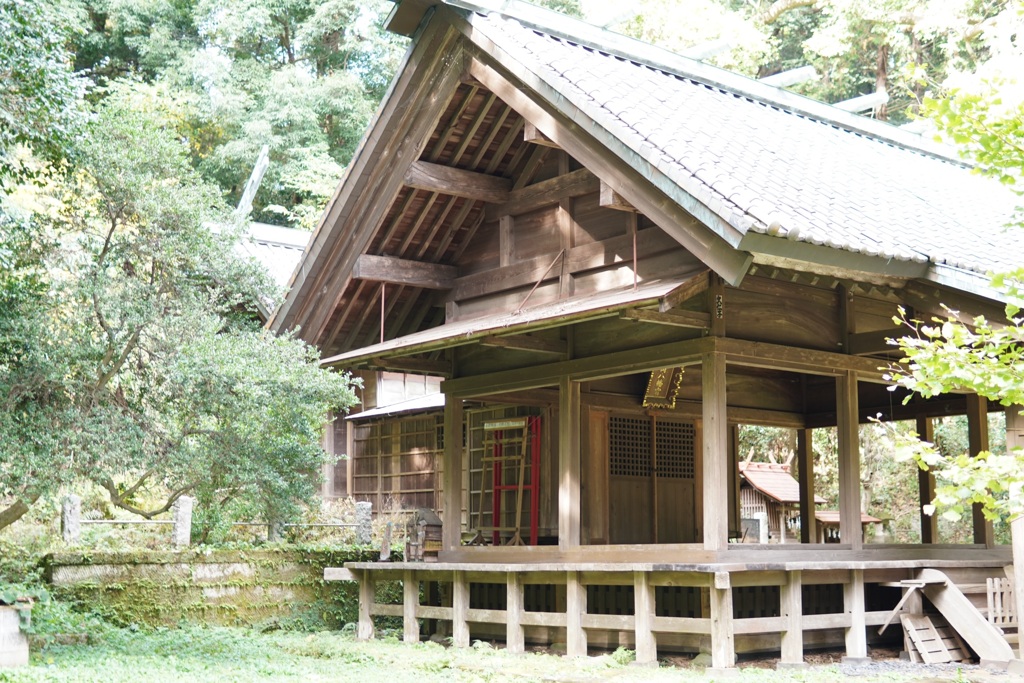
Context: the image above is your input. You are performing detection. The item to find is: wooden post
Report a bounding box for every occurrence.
[566,571,587,657]
[452,571,470,647]
[702,351,729,551]
[404,570,420,643]
[443,395,464,552]
[778,570,805,668]
[709,572,735,669]
[797,429,817,544]
[916,415,938,544]
[358,572,375,640]
[844,569,867,660]
[558,377,581,549]
[836,371,862,549]
[966,394,995,547]
[322,413,335,499]
[1005,405,1024,660]
[506,572,525,654]
[633,571,657,664]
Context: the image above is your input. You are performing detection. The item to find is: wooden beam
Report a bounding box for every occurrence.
[558,377,581,549]
[703,351,729,552]
[443,337,713,398]
[523,121,559,147]
[847,328,904,355]
[480,334,568,356]
[836,371,862,550]
[916,416,938,545]
[599,180,635,212]
[966,394,995,547]
[484,168,598,221]
[372,356,451,376]
[718,337,890,382]
[659,270,710,313]
[384,0,433,37]
[709,274,726,337]
[353,254,458,290]
[620,308,711,329]
[404,160,512,204]
[442,396,464,552]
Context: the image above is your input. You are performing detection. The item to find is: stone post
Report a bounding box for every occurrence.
[267,521,283,543]
[61,495,81,544]
[170,496,194,547]
[355,501,372,545]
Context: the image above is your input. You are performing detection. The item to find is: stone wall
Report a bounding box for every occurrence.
[42,548,388,628]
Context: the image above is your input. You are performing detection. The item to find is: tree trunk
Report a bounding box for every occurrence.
[874,44,889,121]
[0,496,39,532]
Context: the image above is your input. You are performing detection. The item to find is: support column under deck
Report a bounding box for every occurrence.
[843,569,868,662]
[709,571,736,670]
[778,570,805,669]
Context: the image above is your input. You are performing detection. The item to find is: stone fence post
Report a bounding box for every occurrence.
[355,501,372,545]
[171,496,194,547]
[61,495,81,544]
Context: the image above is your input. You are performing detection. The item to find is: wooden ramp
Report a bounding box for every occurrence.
[900,614,970,664]
[917,568,1016,663]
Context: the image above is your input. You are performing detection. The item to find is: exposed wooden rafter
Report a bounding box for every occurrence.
[372,355,452,376]
[353,254,458,290]
[404,160,512,203]
[485,168,598,221]
[524,122,559,147]
[620,308,711,329]
[481,334,568,356]
[659,270,710,312]
[599,180,635,212]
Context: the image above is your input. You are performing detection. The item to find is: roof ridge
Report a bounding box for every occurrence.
[443,0,965,166]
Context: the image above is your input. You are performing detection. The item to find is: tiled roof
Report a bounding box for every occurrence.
[739,462,825,505]
[238,222,310,290]
[470,13,1021,276]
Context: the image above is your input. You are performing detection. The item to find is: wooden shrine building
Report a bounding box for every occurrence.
[270,0,1024,669]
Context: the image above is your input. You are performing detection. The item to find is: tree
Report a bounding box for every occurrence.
[0,91,359,534]
[0,0,85,188]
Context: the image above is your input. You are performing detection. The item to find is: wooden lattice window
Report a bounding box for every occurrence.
[609,416,651,477]
[655,421,695,479]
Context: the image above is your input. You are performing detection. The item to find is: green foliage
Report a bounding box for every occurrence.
[0,0,86,188]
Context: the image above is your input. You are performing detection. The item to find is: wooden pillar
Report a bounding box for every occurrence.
[778,570,805,668]
[797,429,817,544]
[566,571,587,657]
[1006,405,1024,660]
[506,572,525,654]
[633,571,657,664]
[357,571,375,640]
[452,570,470,647]
[442,395,464,552]
[702,351,729,551]
[403,570,420,643]
[836,371,862,549]
[321,413,335,499]
[916,415,938,544]
[966,394,995,547]
[709,572,735,669]
[844,569,867,660]
[558,377,581,549]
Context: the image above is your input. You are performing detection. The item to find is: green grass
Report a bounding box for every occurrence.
[0,624,984,683]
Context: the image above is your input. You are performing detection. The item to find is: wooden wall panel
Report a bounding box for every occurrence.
[727,278,840,351]
[609,478,653,544]
[582,407,610,544]
[573,191,628,246]
[513,205,560,262]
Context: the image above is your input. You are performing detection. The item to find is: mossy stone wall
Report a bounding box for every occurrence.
[42,548,386,629]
